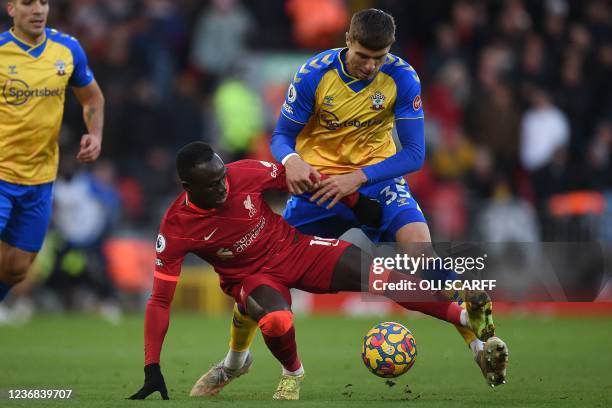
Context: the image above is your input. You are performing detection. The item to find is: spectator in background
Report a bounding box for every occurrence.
[426,24,468,78]
[520,86,570,173]
[131,0,187,102]
[4,0,607,277]
[213,78,264,161]
[166,73,205,150]
[190,0,253,80]
[518,33,552,90]
[584,121,612,190]
[46,154,122,323]
[476,176,540,243]
[555,46,591,158]
[474,43,514,93]
[542,0,569,68]
[466,81,521,171]
[496,0,532,48]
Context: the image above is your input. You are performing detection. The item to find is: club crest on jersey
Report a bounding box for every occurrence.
[55,60,66,76]
[370,91,386,110]
[156,234,166,253]
[323,95,334,107]
[244,195,257,218]
[8,65,17,75]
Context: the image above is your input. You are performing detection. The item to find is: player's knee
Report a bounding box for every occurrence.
[0,258,32,285]
[258,310,293,337]
[1,266,28,285]
[395,223,432,248]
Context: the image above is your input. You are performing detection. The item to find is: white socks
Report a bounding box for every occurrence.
[460,309,468,327]
[459,309,485,357]
[224,349,249,370]
[470,339,485,357]
[282,364,304,376]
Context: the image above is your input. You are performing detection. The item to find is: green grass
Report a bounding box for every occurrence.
[1,313,612,407]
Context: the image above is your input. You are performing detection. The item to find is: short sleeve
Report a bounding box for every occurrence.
[154,231,186,280]
[280,60,322,125]
[228,160,288,192]
[68,39,94,88]
[393,65,424,120]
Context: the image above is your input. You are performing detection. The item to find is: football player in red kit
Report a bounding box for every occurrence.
[129,142,507,400]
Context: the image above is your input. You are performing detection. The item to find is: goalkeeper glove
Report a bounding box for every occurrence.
[128,363,169,400]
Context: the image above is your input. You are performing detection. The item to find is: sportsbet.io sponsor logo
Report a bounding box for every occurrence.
[319,110,383,131]
[2,79,63,106]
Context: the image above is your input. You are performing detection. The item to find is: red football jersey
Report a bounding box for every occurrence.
[155,160,303,294]
[144,159,358,364]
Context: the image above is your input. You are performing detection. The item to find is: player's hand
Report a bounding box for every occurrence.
[284,155,321,195]
[310,170,368,209]
[76,134,102,163]
[128,363,169,400]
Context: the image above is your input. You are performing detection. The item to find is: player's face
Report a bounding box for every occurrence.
[345,39,390,80]
[185,156,228,209]
[7,0,49,43]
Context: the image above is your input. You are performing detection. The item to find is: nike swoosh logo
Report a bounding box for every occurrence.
[204,228,218,241]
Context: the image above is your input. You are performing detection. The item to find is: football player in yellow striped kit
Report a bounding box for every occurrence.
[191,9,508,398]
[0,0,104,302]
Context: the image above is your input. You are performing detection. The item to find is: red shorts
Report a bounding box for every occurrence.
[228,235,351,308]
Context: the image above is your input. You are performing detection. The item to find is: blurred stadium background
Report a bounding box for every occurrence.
[2,1,612,406]
[1,0,611,334]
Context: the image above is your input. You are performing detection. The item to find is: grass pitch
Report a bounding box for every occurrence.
[2,313,612,407]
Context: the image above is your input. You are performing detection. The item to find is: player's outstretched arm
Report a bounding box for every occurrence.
[129,276,177,400]
[73,79,105,163]
[128,363,169,400]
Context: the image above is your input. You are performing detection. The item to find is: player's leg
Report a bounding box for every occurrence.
[394,222,485,348]
[0,182,52,302]
[395,221,495,341]
[192,281,304,400]
[374,177,505,384]
[244,285,304,400]
[0,184,15,301]
[0,242,37,301]
[329,244,466,326]
[213,216,355,379]
[244,285,301,373]
[190,303,257,397]
[395,224,508,386]
[225,303,258,369]
[328,243,509,386]
[370,177,494,342]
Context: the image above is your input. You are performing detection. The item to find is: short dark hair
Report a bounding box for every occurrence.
[348,9,396,50]
[176,142,214,182]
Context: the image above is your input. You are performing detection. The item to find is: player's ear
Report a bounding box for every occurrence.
[345,32,350,48]
[181,180,190,191]
[7,2,16,18]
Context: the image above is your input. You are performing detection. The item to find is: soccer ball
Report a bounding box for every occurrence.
[361,321,417,378]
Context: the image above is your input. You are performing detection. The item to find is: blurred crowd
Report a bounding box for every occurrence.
[1,0,612,316]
